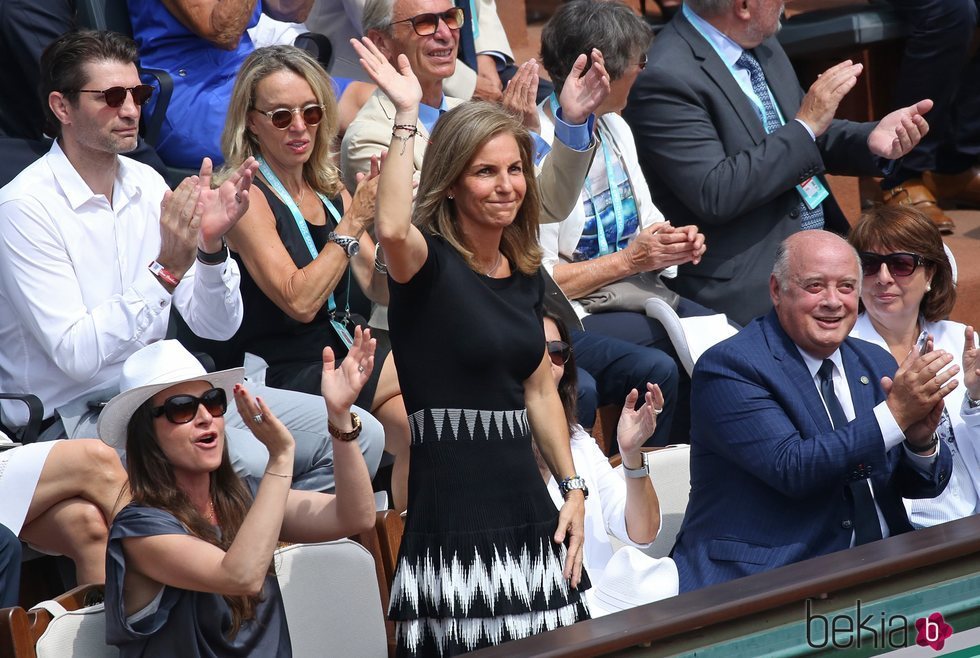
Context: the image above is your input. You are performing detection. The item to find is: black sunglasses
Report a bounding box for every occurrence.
[859,252,926,278]
[254,103,325,130]
[547,340,572,366]
[391,7,464,36]
[638,53,648,70]
[151,387,228,424]
[76,84,154,108]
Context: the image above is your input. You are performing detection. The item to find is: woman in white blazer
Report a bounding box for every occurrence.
[849,204,980,527]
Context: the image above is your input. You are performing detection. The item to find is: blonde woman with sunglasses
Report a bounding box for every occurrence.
[212,45,413,511]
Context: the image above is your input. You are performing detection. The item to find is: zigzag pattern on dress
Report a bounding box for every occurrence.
[390,539,582,654]
[390,539,573,616]
[395,603,584,656]
[407,408,530,444]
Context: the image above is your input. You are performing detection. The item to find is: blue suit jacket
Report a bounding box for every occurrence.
[673,312,952,592]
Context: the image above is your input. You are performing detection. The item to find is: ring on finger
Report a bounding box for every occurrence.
[357,364,366,373]
[253,413,264,423]
[653,407,663,416]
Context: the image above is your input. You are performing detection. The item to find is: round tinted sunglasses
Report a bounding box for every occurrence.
[254,103,325,130]
[151,387,228,424]
[547,340,572,366]
[391,7,465,36]
[859,252,925,278]
[76,84,154,107]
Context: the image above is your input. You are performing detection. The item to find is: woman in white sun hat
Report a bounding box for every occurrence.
[100,333,377,656]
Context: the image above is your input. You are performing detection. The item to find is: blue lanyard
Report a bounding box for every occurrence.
[550,95,627,256]
[256,157,352,339]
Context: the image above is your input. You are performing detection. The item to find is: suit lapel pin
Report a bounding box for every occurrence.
[860,376,869,385]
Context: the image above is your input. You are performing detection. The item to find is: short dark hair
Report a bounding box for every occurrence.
[540,0,653,93]
[39,30,139,137]
[848,204,956,322]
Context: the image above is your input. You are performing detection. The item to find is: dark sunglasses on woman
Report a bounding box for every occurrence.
[255,103,325,130]
[76,84,155,107]
[547,340,572,366]
[859,252,925,278]
[152,388,228,424]
[391,7,465,36]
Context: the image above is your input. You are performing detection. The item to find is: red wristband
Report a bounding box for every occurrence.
[148,260,180,287]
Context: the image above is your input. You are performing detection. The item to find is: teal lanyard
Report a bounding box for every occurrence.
[550,96,625,256]
[257,156,354,347]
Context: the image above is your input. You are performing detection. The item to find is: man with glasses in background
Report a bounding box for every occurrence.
[0,30,384,492]
[342,0,598,220]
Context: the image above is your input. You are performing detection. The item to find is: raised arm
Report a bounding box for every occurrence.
[615,383,663,545]
[351,37,428,283]
[160,0,259,50]
[280,327,377,541]
[525,351,585,588]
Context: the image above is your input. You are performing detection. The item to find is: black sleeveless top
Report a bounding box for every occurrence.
[199,178,371,370]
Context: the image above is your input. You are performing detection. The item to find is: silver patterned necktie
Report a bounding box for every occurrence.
[736,50,824,230]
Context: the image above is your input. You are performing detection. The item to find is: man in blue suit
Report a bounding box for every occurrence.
[673,231,953,592]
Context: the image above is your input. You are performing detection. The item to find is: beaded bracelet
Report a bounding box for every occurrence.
[391,124,419,155]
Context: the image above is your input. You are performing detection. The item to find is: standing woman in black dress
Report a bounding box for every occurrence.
[351,36,608,657]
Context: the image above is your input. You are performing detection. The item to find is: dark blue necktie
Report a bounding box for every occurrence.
[819,360,882,544]
[455,0,478,71]
[737,50,824,231]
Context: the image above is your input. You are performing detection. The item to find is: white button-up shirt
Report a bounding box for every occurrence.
[0,140,243,425]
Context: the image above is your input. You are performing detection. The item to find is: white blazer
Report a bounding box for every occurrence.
[851,313,980,526]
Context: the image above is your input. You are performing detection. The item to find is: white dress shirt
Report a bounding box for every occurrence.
[0,141,243,425]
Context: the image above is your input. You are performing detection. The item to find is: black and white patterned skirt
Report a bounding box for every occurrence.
[390,407,591,657]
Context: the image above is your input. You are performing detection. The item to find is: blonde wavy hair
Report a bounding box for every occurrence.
[414,101,543,275]
[220,45,343,196]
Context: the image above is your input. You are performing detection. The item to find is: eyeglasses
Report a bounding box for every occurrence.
[151,388,228,424]
[391,7,465,36]
[254,103,325,130]
[76,84,154,108]
[638,53,648,70]
[547,340,572,366]
[859,252,926,278]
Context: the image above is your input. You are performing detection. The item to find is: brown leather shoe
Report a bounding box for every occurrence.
[924,166,980,208]
[882,179,955,234]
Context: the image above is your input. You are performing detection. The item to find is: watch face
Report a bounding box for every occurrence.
[348,241,360,257]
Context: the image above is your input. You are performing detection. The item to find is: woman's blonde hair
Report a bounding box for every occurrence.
[414,101,543,275]
[221,45,343,196]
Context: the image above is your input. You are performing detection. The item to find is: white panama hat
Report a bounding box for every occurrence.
[588,547,679,617]
[97,340,244,449]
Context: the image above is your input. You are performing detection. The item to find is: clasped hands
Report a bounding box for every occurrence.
[623,221,706,274]
[883,334,968,449]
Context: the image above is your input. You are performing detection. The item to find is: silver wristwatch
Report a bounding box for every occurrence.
[558,475,589,500]
[327,231,360,258]
[622,453,650,479]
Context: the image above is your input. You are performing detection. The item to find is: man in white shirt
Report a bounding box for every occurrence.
[0,30,383,491]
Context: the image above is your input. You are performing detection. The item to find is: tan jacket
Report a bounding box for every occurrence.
[340,89,594,224]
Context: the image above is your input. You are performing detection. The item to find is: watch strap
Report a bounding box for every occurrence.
[197,239,229,265]
[328,411,362,442]
[622,453,650,479]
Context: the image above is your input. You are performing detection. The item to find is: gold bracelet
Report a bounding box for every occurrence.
[265,470,293,478]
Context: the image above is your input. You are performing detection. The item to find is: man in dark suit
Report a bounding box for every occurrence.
[623,0,932,326]
[672,231,953,592]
